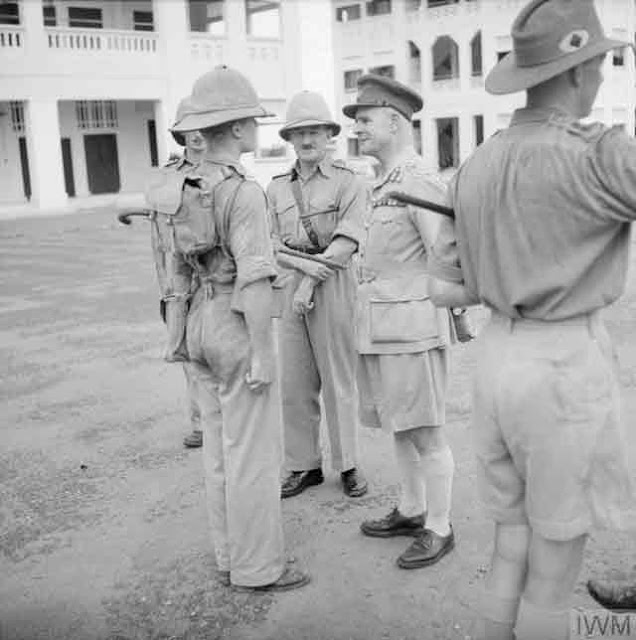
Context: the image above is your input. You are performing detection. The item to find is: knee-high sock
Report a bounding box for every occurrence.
[514,598,570,640]
[480,588,521,640]
[419,444,454,536]
[393,434,426,517]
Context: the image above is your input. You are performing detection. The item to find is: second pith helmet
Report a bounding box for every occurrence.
[170,97,192,146]
[279,91,341,141]
[172,65,274,133]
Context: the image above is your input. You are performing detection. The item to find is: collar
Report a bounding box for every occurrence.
[290,158,335,181]
[509,106,575,127]
[373,148,419,191]
[174,155,193,170]
[200,156,246,177]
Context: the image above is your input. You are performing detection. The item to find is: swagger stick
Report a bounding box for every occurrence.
[384,191,455,219]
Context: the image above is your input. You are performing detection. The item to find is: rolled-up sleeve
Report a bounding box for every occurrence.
[229,181,278,290]
[589,126,636,222]
[332,173,368,247]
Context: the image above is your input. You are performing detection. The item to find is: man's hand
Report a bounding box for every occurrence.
[245,350,275,393]
[292,276,317,315]
[298,259,335,281]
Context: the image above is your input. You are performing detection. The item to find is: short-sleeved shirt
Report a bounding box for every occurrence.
[266,158,367,254]
[357,151,451,354]
[193,158,277,291]
[430,107,636,320]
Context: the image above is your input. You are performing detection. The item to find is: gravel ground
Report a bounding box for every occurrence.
[1,210,634,640]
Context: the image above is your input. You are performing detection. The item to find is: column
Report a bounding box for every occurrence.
[25,99,67,209]
[153,99,171,165]
[21,0,47,56]
[153,0,191,161]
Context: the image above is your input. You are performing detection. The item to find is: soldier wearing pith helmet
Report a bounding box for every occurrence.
[343,74,457,571]
[168,65,310,592]
[428,1,635,638]
[170,98,208,451]
[267,90,369,500]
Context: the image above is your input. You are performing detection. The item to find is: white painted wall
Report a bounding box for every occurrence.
[0,103,26,204]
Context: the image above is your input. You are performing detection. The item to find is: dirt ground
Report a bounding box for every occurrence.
[1,210,635,640]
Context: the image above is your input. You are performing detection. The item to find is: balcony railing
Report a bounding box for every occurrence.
[0,26,23,48]
[189,33,226,64]
[46,28,158,53]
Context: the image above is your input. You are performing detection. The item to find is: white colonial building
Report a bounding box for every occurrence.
[2,0,634,213]
[0,0,336,213]
[333,0,636,170]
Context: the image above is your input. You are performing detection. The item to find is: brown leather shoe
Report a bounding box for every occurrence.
[360,507,425,538]
[281,469,324,499]
[397,526,455,569]
[588,580,636,611]
[183,429,203,448]
[341,468,368,497]
[233,564,311,592]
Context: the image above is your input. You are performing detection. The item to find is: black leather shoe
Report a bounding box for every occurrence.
[397,526,455,569]
[588,580,636,611]
[341,468,368,497]
[360,507,425,538]
[281,469,324,499]
[183,429,203,448]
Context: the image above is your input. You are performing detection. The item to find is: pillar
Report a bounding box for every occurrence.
[25,99,67,209]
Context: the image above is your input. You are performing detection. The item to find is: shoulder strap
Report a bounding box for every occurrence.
[217,176,245,258]
[291,178,321,248]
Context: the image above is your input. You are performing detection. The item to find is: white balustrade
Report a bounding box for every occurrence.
[189,34,226,64]
[0,27,23,49]
[46,28,158,54]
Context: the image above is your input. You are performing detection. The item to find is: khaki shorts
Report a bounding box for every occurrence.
[358,349,448,433]
[473,311,635,541]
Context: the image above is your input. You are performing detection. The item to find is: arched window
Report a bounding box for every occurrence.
[470,31,482,76]
[432,35,459,81]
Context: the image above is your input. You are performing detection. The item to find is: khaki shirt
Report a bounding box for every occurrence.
[430,107,636,320]
[266,158,366,254]
[195,159,278,291]
[357,151,451,355]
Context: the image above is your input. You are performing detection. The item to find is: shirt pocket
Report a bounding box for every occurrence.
[274,199,301,241]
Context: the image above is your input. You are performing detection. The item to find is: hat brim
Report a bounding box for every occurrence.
[279,119,341,141]
[342,101,381,119]
[486,38,631,95]
[172,105,275,133]
[171,130,185,146]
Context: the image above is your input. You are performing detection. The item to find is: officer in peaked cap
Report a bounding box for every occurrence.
[342,74,423,121]
[167,65,310,592]
[343,74,458,571]
[427,1,635,638]
[267,90,368,500]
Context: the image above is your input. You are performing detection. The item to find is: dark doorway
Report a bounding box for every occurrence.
[84,134,120,194]
[18,137,32,200]
[61,138,76,197]
[147,119,158,167]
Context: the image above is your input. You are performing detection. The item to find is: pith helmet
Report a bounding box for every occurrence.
[486,0,631,95]
[279,91,341,141]
[172,65,274,133]
[170,97,192,146]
